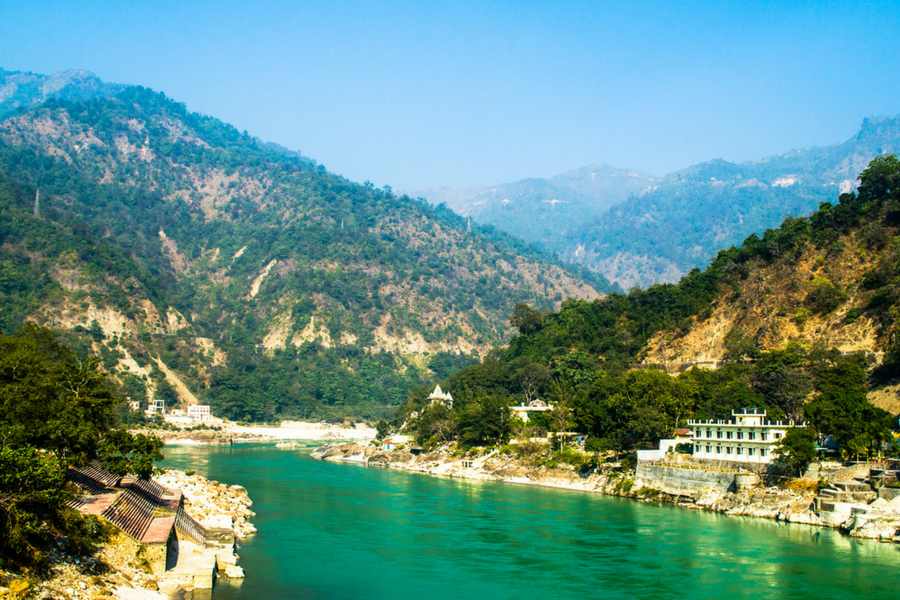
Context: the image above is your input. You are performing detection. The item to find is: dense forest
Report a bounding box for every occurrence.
[400,155,900,459]
[0,81,607,422]
[0,326,163,570]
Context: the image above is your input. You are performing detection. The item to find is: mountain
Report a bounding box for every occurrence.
[400,155,900,452]
[418,117,900,291]
[0,68,126,119]
[566,116,900,288]
[0,70,604,423]
[415,165,658,276]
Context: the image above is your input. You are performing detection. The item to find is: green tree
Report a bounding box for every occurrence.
[509,303,543,335]
[773,427,817,476]
[458,395,510,447]
[0,447,67,568]
[375,419,391,441]
[804,357,891,454]
[722,328,761,363]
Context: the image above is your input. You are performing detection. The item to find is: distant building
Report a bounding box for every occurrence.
[383,435,410,451]
[428,385,454,408]
[688,409,800,464]
[511,399,552,423]
[673,429,693,443]
[145,399,165,416]
[128,400,141,411]
[187,404,211,421]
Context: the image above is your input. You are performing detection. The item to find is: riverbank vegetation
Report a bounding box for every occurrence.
[0,326,163,571]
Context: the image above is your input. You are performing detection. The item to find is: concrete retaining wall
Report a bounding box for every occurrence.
[820,462,889,483]
[636,464,736,496]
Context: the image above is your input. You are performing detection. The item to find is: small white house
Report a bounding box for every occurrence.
[383,435,410,451]
[688,408,800,464]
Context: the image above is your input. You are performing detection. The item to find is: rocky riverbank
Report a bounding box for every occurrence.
[155,469,257,539]
[0,470,256,600]
[312,442,900,542]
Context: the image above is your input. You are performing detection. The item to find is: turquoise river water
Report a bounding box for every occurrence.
[162,443,899,600]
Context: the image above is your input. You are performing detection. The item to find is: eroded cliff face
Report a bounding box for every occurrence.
[640,229,891,366]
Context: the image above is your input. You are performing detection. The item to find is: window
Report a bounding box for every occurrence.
[706,445,711,453]
[748,432,755,441]
[737,431,744,440]
[716,446,722,454]
[761,433,768,441]
[727,431,734,440]
[774,432,781,439]
[736,447,743,455]
[717,431,723,439]
[695,445,700,453]
[748,448,755,456]
[726,447,732,454]
[760,449,767,457]
[707,429,712,438]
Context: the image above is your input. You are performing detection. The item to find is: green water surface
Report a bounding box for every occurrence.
[162,444,899,600]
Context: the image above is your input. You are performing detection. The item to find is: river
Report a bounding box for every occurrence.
[162,443,899,600]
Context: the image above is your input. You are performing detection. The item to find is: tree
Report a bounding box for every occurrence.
[856,153,900,204]
[804,357,891,455]
[509,303,543,335]
[750,349,810,422]
[722,328,761,363]
[375,419,391,441]
[516,362,549,403]
[458,395,510,447]
[0,325,120,468]
[99,430,164,479]
[773,427,817,476]
[0,447,67,568]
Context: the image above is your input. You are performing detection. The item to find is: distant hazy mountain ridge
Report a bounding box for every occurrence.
[0,68,126,119]
[419,116,900,290]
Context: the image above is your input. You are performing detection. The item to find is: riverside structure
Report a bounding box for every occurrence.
[688,408,800,464]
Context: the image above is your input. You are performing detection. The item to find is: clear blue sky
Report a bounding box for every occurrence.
[2,1,899,191]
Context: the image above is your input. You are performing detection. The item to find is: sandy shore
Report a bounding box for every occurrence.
[151,419,378,445]
[230,420,377,441]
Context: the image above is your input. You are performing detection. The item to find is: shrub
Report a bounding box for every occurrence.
[584,437,605,453]
[806,277,845,314]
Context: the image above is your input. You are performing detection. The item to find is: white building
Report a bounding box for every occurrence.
[511,399,552,423]
[145,399,165,416]
[187,404,212,421]
[428,385,453,408]
[688,408,801,464]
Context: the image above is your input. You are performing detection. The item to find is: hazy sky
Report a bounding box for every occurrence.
[2,1,899,191]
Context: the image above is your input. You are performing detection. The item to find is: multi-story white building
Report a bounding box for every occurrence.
[187,404,212,421]
[688,408,801,464]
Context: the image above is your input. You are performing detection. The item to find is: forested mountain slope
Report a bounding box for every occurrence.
[401,156,900,453]
[566,116,900,289]
[0,73,603,422]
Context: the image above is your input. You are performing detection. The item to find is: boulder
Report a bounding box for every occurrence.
[224,566,245,579]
